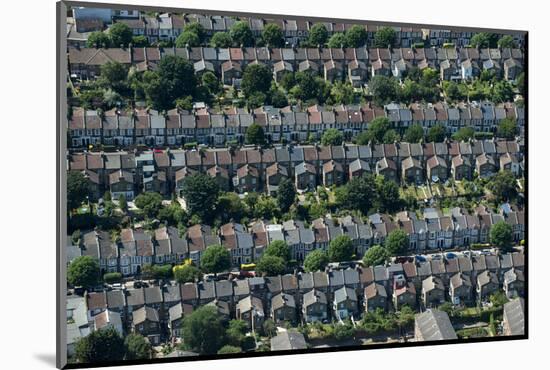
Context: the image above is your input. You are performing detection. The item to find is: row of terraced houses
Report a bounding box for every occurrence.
[75,249,524,346]
[68,46,524,85]
[67,139,523,199]
[67,102,525,148]
[69,204,524,273]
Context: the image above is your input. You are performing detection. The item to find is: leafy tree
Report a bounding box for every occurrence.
[175,31,201,47]
[201,245,231,273]
[103,272,122,284]
[357,117,392,144]
[182,306,226,354]
[385,230,409,256]
[253,196,280,220]
[490,221,513,251]
[516,72,525,95]
[487,170,517,201]
[335,174,376,213]
[134,192,163,218]
[304,249,329,272]
[363,245,389,267]
[242,64,273,97]
[182,174,220,221]
[321,128,344,146]
[334,321,356,340]
[369,75,400,106]
[262,319,277,337]
[68,256,100,287]
[327,32,347,48]
[497,117,518,139]
[270,89,289,108]
[118,193,128,212]
[262,23,285,47]
[394,305,415,331]
[143,56,197,110]
[375,177,401,212]
[497,35,516,49]
[230,21,254,46]
[87,31,111,48]
[308,23,329,45]
[216,192,247,223]
[470,32,497,48]
[210,32,233,47]
[346,25,367,47]
[403,124,424,143]
[157,201,186,226]
[173,263,202,283]
[489,290,509,308]
[443,81,465,101]
[452,127,475,142]
[152,264,173,280]
[256,255,286,276]
[374,26,396,48]
[492,80,515,103]
[329,82,355,105]
[264,240,291,262]
[328,235,354,262]
[67,171,90,211]
[217,345,241,354]
[184,22,206,42]
[245,123,266,145]
[109,23,133,47]
[75,328,124,363]
[124,333,152,360]
[427,124,447,143]
[202,71,221,95]
[226,319,248,346]
[99,62,129,92]
[277,178,296,212]
[382,129,401,144]
[131,35,149,47]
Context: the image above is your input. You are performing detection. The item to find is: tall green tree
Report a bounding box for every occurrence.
[335,174,376,214]
[210,32,233,47]
[75,327,125,363]
[497,35,516,49]
[369,75,400,106]
[356,117,392,144]
[245,123,266,145]
[385,230,409,256]
[497,117,518,139]
[99,62,129,92]
[262,24,285,47]
[256,255,286,276]
[241,64,273,97]
[362,245,389,267]
[490,221,513,252]
[403,124,425,143]
[264,240,291,262]
[175,31,201,47]
[182,306,226,354]
[124,334,152,360]
[68,256,100,288]
[87,31,111,48]
[181,173,221,221]
[452,127,475,142]
[487,170,517,202]
[308,24,329,45]
[230,21,254,46]
[321,128,344,145]
[200,245,231,273]
[375,177,402,213]
[328,235,354,262]
[277,178,296,212]
[109,23,133,47]
[470,32,498,48]
[174,263,202,283]
[327,33,347,48]
[304,249,329,272]
[134,192,163,218]
[184,23,206,42]
[374,26,396,47]
[67,171,90,211]
[345,25,367,47]
[427,124,447,143]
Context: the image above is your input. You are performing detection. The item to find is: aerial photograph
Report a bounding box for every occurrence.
[63,2,526,367]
